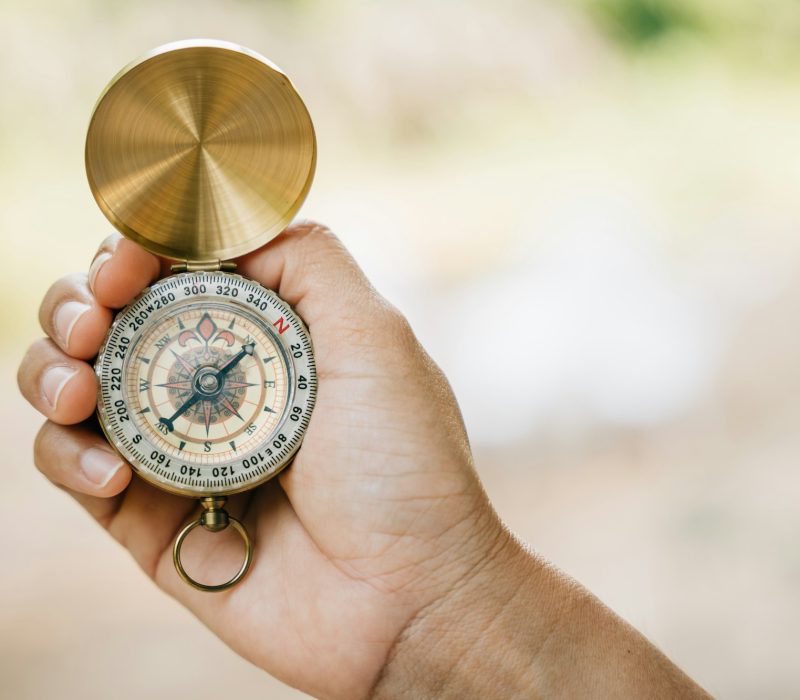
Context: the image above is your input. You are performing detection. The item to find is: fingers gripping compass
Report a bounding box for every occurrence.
[87,40,317,591]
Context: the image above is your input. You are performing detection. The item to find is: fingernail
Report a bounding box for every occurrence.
[89,252,112,292]
[80,447,125,487]
[41,365,78,410]
[54,301,91,349]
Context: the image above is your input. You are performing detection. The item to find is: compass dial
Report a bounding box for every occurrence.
[96,272,316,496]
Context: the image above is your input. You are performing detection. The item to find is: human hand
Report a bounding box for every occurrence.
[18,222,711,699]
[17,222,512,698]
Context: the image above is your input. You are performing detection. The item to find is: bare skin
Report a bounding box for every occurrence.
[18,222,711,699]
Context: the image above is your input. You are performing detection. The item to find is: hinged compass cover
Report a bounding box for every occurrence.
[85,39,316,262]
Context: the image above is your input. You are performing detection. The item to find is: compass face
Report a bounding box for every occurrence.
[96,272,316,496]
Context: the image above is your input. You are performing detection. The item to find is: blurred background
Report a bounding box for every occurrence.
[1,0,799,697]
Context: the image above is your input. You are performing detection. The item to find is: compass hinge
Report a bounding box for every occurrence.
[171,260,237,273]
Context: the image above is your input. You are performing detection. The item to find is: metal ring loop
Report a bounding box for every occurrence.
[173,516,253,592]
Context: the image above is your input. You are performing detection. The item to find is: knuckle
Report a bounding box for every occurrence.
[54,272,90,290]
[25,337,57,367]
[292,221,346,260]
[345,303,423,372]
[59,272,91,295]
[39,273,91,329]
[16,360,26,397]
[94,233,122,261]
[32,420,55,473]
[18,339,89,416]
[291,219,334,239]
[17,348,33,396]
[17,338,50,389]
[380,304,416,344]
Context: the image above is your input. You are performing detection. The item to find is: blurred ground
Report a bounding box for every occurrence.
[1,0,800,697]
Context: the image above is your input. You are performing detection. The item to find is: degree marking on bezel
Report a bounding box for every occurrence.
[95,271,317,497]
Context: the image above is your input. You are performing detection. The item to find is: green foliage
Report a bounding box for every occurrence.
[586,0,705,48]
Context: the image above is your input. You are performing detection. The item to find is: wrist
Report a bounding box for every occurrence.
[369,523,572,699]
[370,525,711,700]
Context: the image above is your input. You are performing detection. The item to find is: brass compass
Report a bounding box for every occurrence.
[88,40,317,591]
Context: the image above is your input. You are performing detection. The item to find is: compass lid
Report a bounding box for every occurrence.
[85,39,316,262]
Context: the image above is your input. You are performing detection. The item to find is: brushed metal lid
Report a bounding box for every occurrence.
[85,39,316,261]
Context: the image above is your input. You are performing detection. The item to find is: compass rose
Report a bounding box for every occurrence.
[156,313,257,435]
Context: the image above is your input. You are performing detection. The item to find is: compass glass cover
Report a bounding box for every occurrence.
[96,272,316,496]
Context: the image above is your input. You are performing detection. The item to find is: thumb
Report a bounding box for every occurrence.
[236,221,390,332]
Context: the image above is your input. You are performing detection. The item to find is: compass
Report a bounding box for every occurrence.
[88,40,317,591]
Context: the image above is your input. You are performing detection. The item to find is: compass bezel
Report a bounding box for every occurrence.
[95,272,316,497]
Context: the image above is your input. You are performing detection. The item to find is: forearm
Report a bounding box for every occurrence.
[371,531,711,699]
